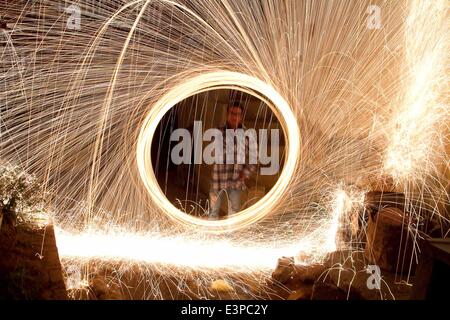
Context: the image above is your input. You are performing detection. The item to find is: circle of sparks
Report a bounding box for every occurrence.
[137,71,301,233]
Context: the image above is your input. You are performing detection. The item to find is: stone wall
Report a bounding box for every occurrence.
[0,221,67,299]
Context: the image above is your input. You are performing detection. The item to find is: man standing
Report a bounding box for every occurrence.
[208,102,257,220]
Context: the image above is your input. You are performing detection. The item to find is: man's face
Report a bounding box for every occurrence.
[227,106,243,129]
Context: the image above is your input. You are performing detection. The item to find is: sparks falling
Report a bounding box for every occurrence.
[384,0,449,182]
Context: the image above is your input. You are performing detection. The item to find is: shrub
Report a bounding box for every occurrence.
[0,163,45,226]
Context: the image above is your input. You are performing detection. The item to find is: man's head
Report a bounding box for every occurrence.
[226,102,244,129]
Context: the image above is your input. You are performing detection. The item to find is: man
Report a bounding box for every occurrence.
[208,102,257,220]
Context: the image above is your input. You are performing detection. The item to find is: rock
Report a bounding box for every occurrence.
[98,283,123,300]
[287,284,314,300]
[0,219,17,252]
[89,277,123,300]
[271,259,328,299]
[320,267,372,300]
[292,264,326,284]
[271,256,295,283]
[210,279,234,293]
[90,277,108,297]
[365,174,396,192]
[365,191,406,215]
[267,256,322,300]
[67,287,94,300]
[365,207,416,274]
[0,223,67,299]
[263,278,291,300]
[49,267,64,284]
[208,278,257,300]
[320,250,412,300]
[311,282,348,300]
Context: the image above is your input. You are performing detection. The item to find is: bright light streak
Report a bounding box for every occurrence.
[384,0,449,182]
[324,186,365,252]
[55,185,360,269]
[56,228,312,269]
[137,71,301,233]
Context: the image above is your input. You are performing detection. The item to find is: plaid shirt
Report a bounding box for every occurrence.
[210,124,257,192]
